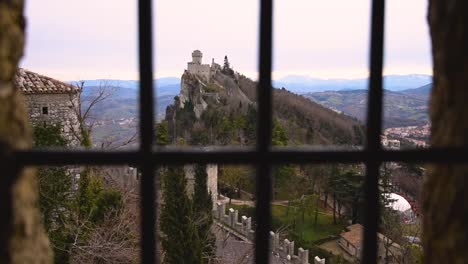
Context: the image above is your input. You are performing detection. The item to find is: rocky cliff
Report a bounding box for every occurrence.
[165,67,364,146]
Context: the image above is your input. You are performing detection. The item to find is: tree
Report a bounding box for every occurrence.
[32,123,125,263]
[193,164,216,263]
[160,166,201,264]
[380,208,404,264]
[156,121,170,146]
[222,55,234,76]
[69,80,127,148]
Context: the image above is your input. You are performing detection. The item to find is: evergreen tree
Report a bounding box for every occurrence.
[156,121,170,146]
[33,123,123,263]
[193,164,216,263]
[271,120,292,199]
[223,55,230,71]
[222,55,234,76]
[160,166,201,264]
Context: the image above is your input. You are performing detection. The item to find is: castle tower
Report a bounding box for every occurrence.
[192,50,203,64]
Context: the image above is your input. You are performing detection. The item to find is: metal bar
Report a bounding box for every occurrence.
[256,0,273,263]
[138,0,156,262]
[13,148,468,165]
[363,0,386,262]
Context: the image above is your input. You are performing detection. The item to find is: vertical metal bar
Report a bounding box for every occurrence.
[364,0,385,263]
[138,0,156,263]
[256,0,273,263]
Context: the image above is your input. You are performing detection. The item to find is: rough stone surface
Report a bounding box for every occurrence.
[24,92,80,145]
[184,163,218,203]
[424,1,468,263]
[0,0,52,263]
[14,68,81,146]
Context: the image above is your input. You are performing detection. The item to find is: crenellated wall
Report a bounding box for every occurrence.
[213,202,312,264]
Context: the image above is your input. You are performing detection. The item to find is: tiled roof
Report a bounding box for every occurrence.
[14,68,80,94]
[340,224,364,247]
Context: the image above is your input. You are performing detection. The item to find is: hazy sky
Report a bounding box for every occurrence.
[21,0,432,81]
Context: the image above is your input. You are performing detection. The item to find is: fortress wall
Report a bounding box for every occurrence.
[213,203,311,264]
[187,63,211,81]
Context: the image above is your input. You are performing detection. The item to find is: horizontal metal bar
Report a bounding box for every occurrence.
[12,147,468,165]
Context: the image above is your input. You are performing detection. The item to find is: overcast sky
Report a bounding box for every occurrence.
[20,0,432,81]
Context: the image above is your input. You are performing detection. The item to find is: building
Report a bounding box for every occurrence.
[14,68,80,146]
[14,68,81,146]
[338,224,402,263]
[187,50,212,81]
[338,224,363,258]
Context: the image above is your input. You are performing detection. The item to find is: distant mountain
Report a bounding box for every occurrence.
[74,77,181,94]
[304,85,432,128]
[82,82,178,145]
[274,74,432,94]
[399,83,432,100]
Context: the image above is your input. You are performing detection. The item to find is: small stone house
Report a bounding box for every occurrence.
[338,224,402,263]
[338,224,363,258]
[14,68,81,146]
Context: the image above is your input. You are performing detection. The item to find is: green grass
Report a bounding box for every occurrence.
[227,204,346,246]
[271,205,345,245]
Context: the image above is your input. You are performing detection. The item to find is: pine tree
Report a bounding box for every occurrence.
[160,166,201,264]
[223,55,230,71]
[222,55,234,76]
[156,121,170,146]
[193,164,215,263]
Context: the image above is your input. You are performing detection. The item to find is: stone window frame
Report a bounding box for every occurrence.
[14,1,468,263]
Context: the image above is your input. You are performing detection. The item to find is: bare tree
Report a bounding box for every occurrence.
[68,80,116,147]
[67,80,139,149]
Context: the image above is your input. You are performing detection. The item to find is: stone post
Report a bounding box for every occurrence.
[270,231,276,252]
[314,256,326,264]
[245,217,252,232]
[218,202,225,219]
[298,248,309,264]
[233,210,239,226]
[284,239,290,255]
[228,208,235,226]
[289,241,295,257]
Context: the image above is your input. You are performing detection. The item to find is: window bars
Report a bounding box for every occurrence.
[3,0,468,263]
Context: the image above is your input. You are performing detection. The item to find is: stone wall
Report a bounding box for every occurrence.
[184,164,218,203]
[25,93,80,146]
[214,203,310,264]
[187,62,211,81]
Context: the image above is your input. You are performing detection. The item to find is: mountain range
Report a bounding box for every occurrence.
[274,74,432,94]
[304,84,432,128]
[80,74,432,144]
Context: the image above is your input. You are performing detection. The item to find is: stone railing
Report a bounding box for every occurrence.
[214,202,312,264]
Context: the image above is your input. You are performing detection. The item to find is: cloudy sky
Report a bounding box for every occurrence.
[21,0,432,81]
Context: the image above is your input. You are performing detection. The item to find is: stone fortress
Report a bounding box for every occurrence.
[186,49,221,82]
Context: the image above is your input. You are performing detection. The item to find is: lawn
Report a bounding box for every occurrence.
[227,204,346,246]
[271,205,345,244]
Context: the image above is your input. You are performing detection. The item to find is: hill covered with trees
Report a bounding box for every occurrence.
[165,67,365,146]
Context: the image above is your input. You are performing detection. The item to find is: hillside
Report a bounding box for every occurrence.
[83,85,177,145]
[304,85,431,128]
[274,74,432,94]
[165,70,364,146]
